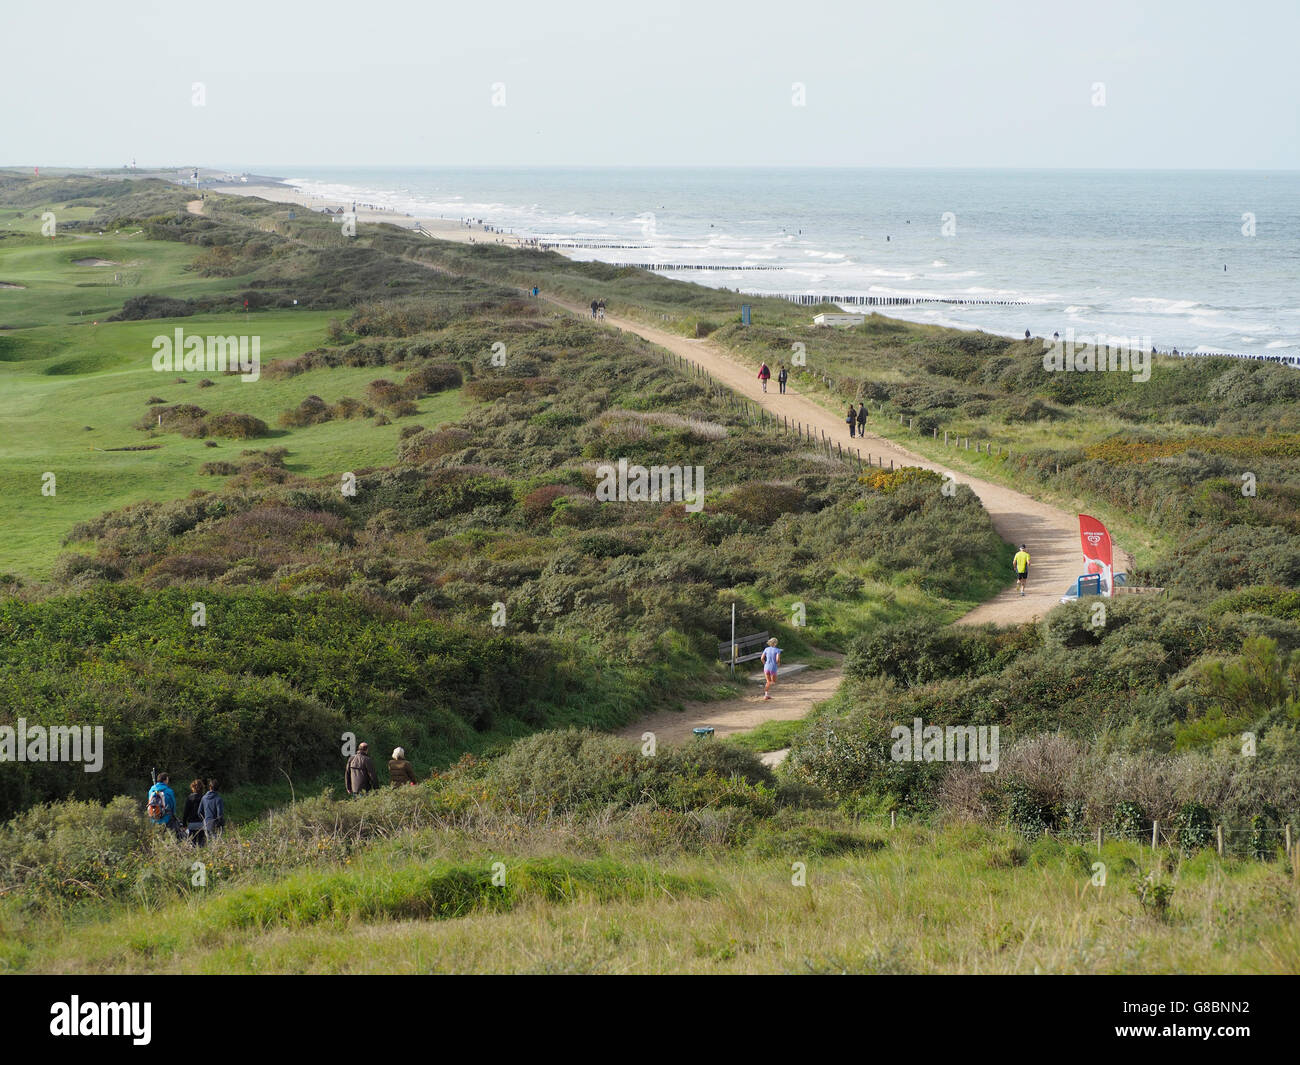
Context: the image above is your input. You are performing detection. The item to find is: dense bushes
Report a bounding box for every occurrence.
[136,403,269,439]
[0,587,661,817]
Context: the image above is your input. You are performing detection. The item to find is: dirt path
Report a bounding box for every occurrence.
[186,199,203,215]
[544,295,1079,627]
[615,661,844,747]
[540,294,1081,749]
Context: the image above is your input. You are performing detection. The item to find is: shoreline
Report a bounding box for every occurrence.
[199,180,1299,366]
[206,181,538,249]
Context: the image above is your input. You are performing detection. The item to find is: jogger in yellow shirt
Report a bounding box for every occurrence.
[1013,545,1031,596]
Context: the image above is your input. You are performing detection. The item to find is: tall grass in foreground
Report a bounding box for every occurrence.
[5,825,1296,974]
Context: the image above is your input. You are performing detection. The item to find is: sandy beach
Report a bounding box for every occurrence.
[204,182,535,248]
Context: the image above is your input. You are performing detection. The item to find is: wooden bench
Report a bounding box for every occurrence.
[718,631,771,666]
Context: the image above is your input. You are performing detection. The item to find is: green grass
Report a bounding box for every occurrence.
[0,304,467,577]
[6,825,1295,973]
[727,719,806,753]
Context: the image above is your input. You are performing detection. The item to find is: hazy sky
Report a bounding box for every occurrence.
[5,0,1297,169]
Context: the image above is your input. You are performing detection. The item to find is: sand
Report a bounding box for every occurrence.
[207,183,519,247]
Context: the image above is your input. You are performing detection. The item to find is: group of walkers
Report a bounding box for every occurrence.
[756,362,789,394]
[757,362,871,440]
[344,743,420,796]
[589,298,606,320]
[144,743,421,843]
[146,773,225,847]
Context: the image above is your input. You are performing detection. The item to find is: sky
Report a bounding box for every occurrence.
[3,0,1297,170]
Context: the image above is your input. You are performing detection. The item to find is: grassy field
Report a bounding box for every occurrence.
[5,818,1296,974]
[0,229,469,576]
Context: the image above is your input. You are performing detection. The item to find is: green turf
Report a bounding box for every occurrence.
[0,221,467,578]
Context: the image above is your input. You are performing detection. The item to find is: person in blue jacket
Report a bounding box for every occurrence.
[147,773,179,836]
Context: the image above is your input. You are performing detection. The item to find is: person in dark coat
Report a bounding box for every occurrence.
[182,779,206,846]
[856,403,867,434]
[846,405,857,438]
[346,742,378,796]
[388,747,418,786]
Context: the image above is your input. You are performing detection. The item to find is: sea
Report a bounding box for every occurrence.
[253,167,1300,358]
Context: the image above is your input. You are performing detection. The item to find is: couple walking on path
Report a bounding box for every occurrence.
[757,363,789,394]
[845,403,867,438]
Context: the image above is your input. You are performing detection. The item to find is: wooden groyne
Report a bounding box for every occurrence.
[753,292,1032,308]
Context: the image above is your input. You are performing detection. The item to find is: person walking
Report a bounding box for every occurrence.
[856,403,867,436]
[182,779,206,846]
[388,747,418,786]
[590,299,599,319]
[846,404,858,438]
[777,364,788,394]
[146,773,179,838]
[757,362,771,392]
[760,638,782,700]
[198,779,225,839]
[1013,544,1031,596]
[345,742,378,797]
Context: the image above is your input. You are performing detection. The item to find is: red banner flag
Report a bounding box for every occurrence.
[1078,514,1114,594]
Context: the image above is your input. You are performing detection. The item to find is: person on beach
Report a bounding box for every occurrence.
[758,362,771,392]
[345,742,378,797]
[1013,544,1031,596]
[777,364,788,394]
[198,779,225,838]
[856,403,867,435]
[846,404,858,438]
[388,747,418,786]
[760,638,782,700]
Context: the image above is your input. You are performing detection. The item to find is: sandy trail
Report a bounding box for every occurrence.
[543,295,1079,627]
[615,660,844,747]
[541,295,1083,748]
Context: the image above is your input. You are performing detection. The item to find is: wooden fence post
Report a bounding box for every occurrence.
[1096,826,1103,854]
[1217,825,1224,856]
[1151,821,1158,849]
